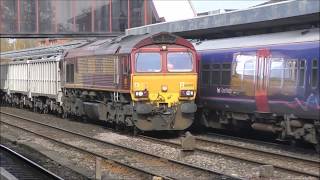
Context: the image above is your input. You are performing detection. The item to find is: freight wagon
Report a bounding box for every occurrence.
[1,55,62,113]
[0,40,88,113]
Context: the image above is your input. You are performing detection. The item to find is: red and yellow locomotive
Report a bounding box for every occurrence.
[62,33,198,132]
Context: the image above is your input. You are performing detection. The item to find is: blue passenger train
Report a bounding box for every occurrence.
[194,28,319,149]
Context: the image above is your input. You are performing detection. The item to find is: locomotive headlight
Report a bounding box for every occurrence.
[134,90,149,98]
[180,90,194,97]
[161,85,168,92]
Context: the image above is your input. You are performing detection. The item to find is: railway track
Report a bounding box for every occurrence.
[138,134,320,178]
[0,111,239,180]
[206,132,318,155]
[0,144,63,180]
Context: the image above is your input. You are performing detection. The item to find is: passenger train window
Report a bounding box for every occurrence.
[212,64,220,69]
[201,72,210,85]
[202,64,210,70]
[221,63,231,85]
[201,64,210,85]
[270,58,283,87]
[222,64,231,69]
[311,59,318,88]
[211,64,220,85]
[283,60,298,87]
[244,61,255,77]
[298,60,306,86]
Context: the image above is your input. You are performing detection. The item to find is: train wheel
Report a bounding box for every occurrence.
[314,144,320,153]
[43,107,49,114]
[133,127,140,136]
[115,124,120,131]
[19,102,23,109]
[290,139,297,147]
[62,112,68,119]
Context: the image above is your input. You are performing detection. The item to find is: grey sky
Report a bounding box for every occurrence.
[191,0,268,13]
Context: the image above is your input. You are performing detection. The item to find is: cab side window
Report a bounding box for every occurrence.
[66,63,74,83]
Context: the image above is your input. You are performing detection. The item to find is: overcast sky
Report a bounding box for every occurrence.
[153,0,269,21]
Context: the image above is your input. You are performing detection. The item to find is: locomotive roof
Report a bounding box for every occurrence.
[65,32,194,58]
[194,28,320,51]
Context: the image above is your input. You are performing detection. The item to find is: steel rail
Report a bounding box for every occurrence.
[0,114,172,180]
[0,144,64,180]
[137,135,320,178]
[206,132,319,159]
[198,133,320,163]
[0,111,240,180]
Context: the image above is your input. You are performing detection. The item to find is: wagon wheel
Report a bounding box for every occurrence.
[33,106,37,112]
[115,123,120,131]
[133,126,140,136]
[314,144,320,153]
[81,115,88,123]
[19,102,23,109]
[43,106,49,114]
[61,111,68,119]
[290,139,297,147]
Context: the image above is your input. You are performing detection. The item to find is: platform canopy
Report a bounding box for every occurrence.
[126,0,320,39]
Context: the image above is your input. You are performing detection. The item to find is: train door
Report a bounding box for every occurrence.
[121,55,130,89]
[255,49,270,112]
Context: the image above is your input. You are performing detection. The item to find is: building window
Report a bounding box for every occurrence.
[112,0,128,32]
[1,0,18,33]
[95,0,110,32]
[1,0,158,35]
[311,59,318,88]
[39,0,54,33]
[20,0,37,33]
